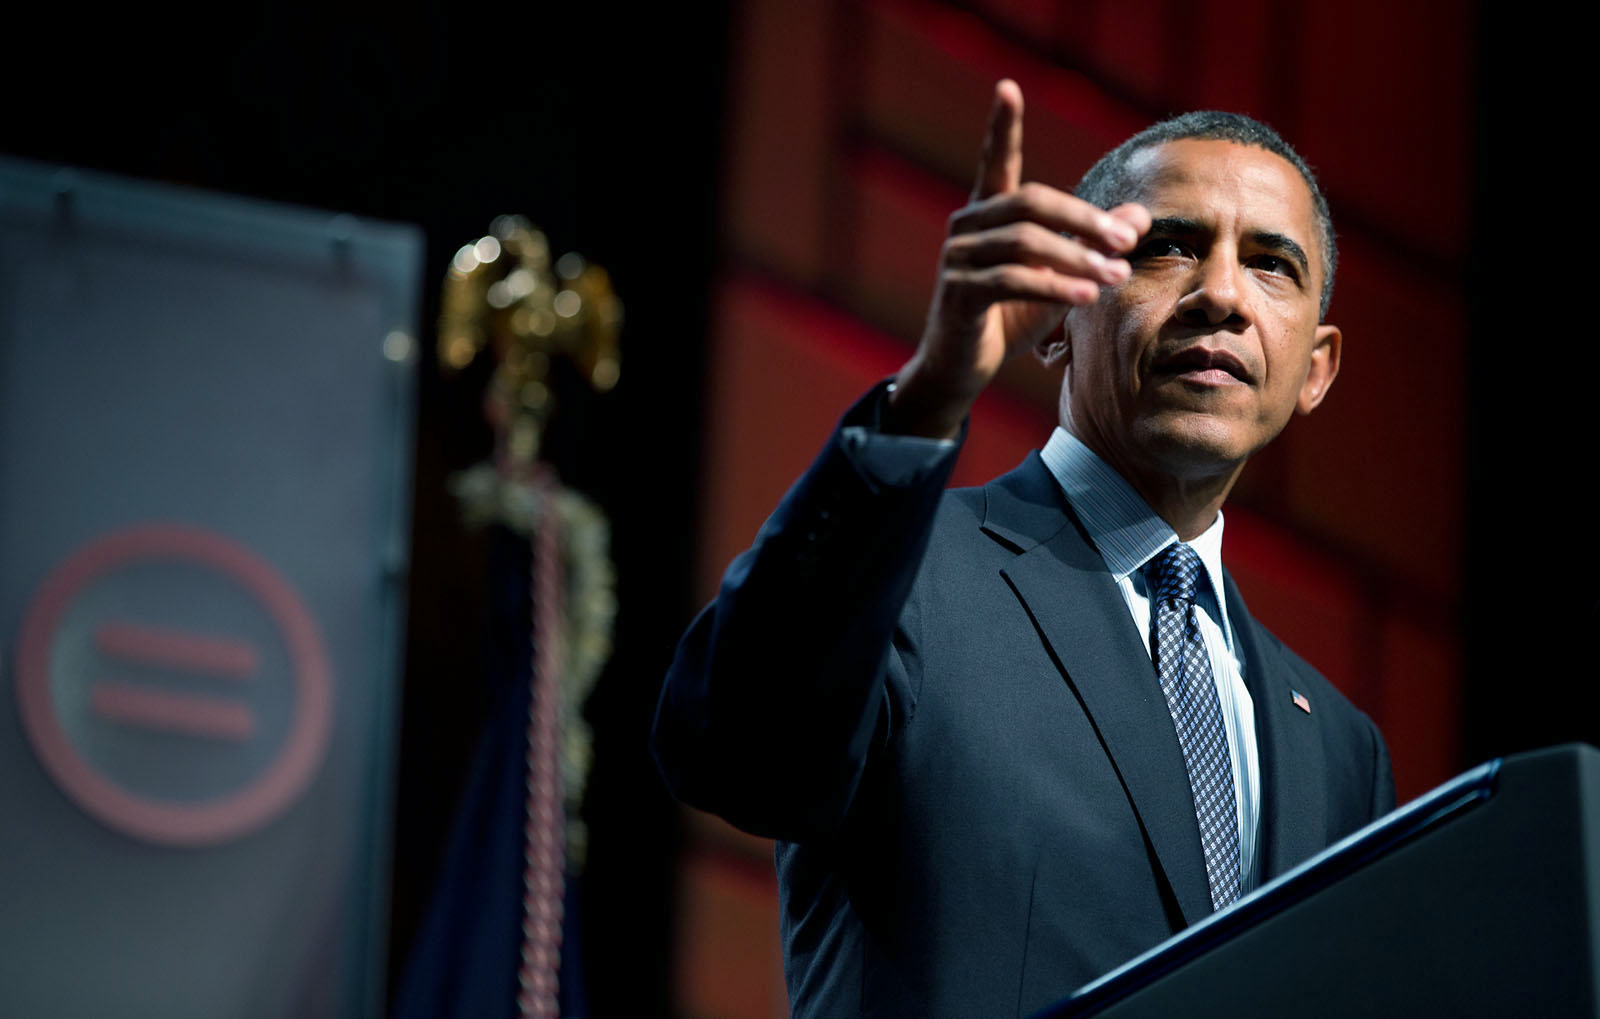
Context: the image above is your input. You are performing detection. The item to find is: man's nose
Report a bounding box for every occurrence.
[1175,256,1249,329]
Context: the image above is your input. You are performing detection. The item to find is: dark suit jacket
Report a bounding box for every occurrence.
[653,385,1395,1017]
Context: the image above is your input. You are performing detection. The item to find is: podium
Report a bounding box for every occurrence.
[1036,744,1600,1018]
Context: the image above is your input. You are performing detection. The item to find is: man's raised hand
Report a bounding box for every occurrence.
[886,80,1151,439]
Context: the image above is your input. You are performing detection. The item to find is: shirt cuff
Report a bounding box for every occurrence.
[840,426,958,487]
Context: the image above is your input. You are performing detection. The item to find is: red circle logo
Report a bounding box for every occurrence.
[14,523,333,846]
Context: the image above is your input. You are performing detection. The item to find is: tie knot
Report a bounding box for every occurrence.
[1149,542,1204,605]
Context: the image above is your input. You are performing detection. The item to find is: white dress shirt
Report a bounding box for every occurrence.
[1039,426,1260,889]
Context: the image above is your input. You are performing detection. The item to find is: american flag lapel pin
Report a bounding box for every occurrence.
[1291,689,1311,714]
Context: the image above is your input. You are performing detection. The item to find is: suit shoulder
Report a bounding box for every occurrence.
[1246,617,1387,762]
[1245,614,1394,811]
[1251,624,1365,714]
[926,483,1000,555]
[941,483,987,517]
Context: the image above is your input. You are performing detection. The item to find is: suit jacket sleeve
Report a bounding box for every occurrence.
[651,382,961,841]
[1370,712,1397,818]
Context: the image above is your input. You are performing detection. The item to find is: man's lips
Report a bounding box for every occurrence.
[1150,345,1253,384]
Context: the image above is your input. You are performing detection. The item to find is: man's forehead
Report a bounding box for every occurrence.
[1121,138,1319,241]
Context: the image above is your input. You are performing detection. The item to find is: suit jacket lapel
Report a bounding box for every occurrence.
[983,454,1213,927]
[1223,576,1327,882]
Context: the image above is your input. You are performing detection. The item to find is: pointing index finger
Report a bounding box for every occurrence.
[972,79,1023,201]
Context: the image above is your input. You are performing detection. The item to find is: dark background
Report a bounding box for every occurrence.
[4,4,728,1013]
[1462,10,1596,761]
[2,2,1591,1015]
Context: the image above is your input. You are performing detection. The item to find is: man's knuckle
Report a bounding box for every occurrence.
[995,265,1031,290]
[948,204,981,233]
[1014,222,1056,255]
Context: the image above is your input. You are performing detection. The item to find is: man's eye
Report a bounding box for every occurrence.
[1134,239,1191,259]
[1250,255,1298,278]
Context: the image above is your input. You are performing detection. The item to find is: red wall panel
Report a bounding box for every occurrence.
[1292,0,1474,265]
[721,1,836,284]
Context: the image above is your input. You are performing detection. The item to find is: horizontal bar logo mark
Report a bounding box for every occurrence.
[95,621,259,678]
[89,682,256,742]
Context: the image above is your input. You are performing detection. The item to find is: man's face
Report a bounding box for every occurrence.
[1061,138,1340,486]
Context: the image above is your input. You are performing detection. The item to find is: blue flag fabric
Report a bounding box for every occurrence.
[391,525,587,1019]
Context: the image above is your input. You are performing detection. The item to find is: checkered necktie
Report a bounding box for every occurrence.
[1148,542,1240,911]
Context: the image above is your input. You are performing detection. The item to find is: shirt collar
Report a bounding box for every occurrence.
[1039,426,1233,645]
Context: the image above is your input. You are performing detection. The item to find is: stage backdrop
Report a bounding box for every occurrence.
[0,159,420,1018]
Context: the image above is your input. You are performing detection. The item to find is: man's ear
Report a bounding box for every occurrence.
[1035,317,1071,368]
[1295,323,1341,414]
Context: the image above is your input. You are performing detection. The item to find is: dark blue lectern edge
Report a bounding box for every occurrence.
[1032,758,1503,1018]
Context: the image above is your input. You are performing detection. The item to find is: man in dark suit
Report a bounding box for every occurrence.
[652,80,1394,1017]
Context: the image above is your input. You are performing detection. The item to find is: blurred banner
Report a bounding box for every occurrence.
[0,159,420,1018]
